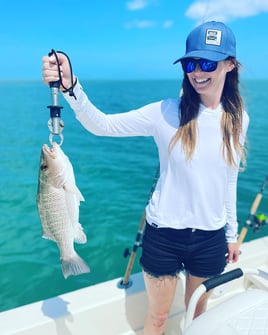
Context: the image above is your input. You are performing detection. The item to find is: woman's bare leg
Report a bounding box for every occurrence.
[185,273,213,318]
[143,272,178,335]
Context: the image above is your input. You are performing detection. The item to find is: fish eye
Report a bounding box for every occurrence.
[41,164,48,171]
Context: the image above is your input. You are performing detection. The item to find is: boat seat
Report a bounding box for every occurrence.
[246,267,268,290]
[183,289,268,335]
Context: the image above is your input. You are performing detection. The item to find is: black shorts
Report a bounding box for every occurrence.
[140,222,228,278]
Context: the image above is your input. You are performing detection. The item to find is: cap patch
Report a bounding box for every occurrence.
[205,29,222,46]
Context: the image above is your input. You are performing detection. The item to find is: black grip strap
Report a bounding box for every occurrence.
[49,49,77,100]
[203,268,243,291]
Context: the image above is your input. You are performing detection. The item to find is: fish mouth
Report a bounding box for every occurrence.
[42,143,58,159]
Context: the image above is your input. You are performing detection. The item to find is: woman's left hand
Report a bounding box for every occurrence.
[227,242,240,263]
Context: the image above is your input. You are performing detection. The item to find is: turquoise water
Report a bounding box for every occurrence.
[0,79,267,312]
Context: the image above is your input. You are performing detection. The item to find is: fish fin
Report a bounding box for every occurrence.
[61,254,90,279]
[73,223,87,244]
[74,231,87,244]
[63,183,85,201]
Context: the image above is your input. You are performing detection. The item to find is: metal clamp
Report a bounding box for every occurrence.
[47,80,64,146]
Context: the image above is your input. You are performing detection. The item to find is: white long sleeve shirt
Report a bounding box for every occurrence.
[63,81,249,243]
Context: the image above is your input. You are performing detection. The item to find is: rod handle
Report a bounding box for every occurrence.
[238,226,248,246]
[250,193,263,214]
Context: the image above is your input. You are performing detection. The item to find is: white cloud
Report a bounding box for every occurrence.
[125,1,172,29]
[126,0,159,11]
[125,20,155,29]
[163,20,174,28]
[126,0,148,11]
[125,20,173,29]
[186,0,268,22]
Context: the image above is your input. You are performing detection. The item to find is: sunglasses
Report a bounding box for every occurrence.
[181,58,218,73]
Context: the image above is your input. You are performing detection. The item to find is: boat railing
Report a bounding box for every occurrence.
[184,267,268,331]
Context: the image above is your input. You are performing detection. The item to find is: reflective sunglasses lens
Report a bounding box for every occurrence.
[181,60,195,73]
[181,59,218,73]
[200,59,218,72]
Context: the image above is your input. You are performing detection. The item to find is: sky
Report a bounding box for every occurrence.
[0,0,268,80]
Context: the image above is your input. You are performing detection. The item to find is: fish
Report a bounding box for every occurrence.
[37,142,90,278]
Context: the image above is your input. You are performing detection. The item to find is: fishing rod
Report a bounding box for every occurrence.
[118,165,160,288]
[238,175,268,246]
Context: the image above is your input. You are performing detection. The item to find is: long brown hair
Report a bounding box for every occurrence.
[169,58,246,168]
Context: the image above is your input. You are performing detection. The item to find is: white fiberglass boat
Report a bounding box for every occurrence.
[2,176,268,334]
[1,235,268,335]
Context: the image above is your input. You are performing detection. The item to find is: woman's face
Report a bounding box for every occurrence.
[186,59,235,107]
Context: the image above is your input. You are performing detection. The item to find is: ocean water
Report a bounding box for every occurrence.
[0,79,267,313]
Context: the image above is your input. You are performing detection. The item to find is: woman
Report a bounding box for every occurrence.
[42,21,249,335]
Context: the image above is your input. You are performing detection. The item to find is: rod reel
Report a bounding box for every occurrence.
[252,213,267,232]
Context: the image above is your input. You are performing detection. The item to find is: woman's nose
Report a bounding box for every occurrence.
[193,63,202,72]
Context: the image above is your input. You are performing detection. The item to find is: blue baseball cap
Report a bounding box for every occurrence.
[173,21,236,64]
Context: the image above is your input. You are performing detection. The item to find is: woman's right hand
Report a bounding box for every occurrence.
[42,52,76,91]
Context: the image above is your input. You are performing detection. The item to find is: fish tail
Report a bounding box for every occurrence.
[61,254,90,279]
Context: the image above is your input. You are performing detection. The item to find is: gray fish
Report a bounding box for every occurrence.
[37,142,90,278]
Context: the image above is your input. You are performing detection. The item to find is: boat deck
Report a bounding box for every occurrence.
[1,236,268,335]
